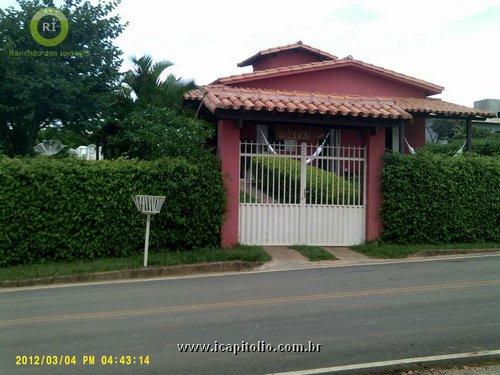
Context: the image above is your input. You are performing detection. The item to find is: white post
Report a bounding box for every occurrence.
[299,142,307,244]
[144,214,151,267]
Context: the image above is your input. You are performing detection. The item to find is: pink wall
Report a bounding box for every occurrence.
[217,119,240,247]
[340,129,363,146]
[252,50,327,71]
[364,128,385,241]
[240,123,256,141]
[230,66,427,98]
[405,117,426,151]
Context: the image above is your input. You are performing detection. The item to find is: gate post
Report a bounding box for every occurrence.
[364,128,385,241]
[218,119,240,248]
[299,142,307,244]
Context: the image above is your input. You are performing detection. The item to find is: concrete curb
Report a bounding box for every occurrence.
[0,261,263,288]
[410,248,500,257]
[271,351,500,374]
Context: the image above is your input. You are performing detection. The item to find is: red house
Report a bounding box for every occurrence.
[185,42,491,247]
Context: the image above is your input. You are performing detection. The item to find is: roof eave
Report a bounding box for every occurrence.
[237,54,261,68]
[410,111,492,120]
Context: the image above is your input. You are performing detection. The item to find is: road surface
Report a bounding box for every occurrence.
[1,255,499,374]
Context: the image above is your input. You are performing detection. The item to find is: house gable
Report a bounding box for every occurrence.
[237,41,337,71]
[251,49,331,71]
[228,65,431,98]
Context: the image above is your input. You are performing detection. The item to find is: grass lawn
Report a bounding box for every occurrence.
[291,245,337,261]
[352,242,500,259]
[0,245,271,282]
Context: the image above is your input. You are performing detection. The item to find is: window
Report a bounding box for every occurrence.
[385,127,393,150]
[385,127,400,152]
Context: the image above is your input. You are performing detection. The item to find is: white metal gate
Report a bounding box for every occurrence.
[239,141,366,245]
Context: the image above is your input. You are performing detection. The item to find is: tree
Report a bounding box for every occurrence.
[0,0,126,156]
[108,106,213,160]
[103,54,204,161]
[426,118,462,142]
[123,54,196,109]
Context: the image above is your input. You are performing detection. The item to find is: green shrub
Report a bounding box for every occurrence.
[423,134,500,156]
[107,107,214,161]
[0,156,225,266]
[381,152,500,244]
[249,156,359,204]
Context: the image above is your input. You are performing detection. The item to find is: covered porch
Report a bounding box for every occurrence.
[185,85,492,247]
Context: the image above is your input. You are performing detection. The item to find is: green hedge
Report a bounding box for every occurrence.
[381,152,500,244]
[423,135,500,156]
[0,156,225,266]
[249,156,358,204]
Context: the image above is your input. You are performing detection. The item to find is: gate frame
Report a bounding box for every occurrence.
[238,139,367,246]
[218,119,386,248]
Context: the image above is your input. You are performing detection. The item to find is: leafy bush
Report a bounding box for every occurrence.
[381,152,500,244]
[108,107,214,160]
[0,156,225,266]
[249,156,359,204]
[423,134,500,156]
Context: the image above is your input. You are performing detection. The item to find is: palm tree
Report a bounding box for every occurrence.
[160,73,197,109]
[123,55,195,109]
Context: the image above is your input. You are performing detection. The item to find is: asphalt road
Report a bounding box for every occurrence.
[1,255,499,374]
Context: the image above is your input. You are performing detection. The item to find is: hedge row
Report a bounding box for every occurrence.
[249,156,358,204]
[381,152,500,244]
[0,156,225,266]
[423,136,500,156]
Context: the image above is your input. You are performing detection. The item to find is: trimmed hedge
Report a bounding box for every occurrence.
[381,152,500,244]
[250,156,358,204]
[423,136,500,156]
[0,156,225,266]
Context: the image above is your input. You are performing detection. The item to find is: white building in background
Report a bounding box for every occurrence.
[473,99,500,133]
[72,144,103,160]
[474,99,500,117]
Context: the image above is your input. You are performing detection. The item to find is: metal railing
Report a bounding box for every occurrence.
[240,141,366,206]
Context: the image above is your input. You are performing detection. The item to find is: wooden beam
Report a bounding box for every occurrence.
[420,113,487,121]
[466,119,472,151]
[215,109,402,128]
[398,121,405,154]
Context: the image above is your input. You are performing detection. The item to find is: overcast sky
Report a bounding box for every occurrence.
[2,0,500,106]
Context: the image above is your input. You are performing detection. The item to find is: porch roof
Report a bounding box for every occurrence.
[184,85,494,121]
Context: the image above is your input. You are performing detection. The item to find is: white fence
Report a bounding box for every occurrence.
[239,141,366,246]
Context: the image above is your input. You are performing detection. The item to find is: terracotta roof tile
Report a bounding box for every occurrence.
[185,85,411,120]
[215,59,444,95]
[184,85,494,120]
[395,97,493,118]
[237,41,338,67]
